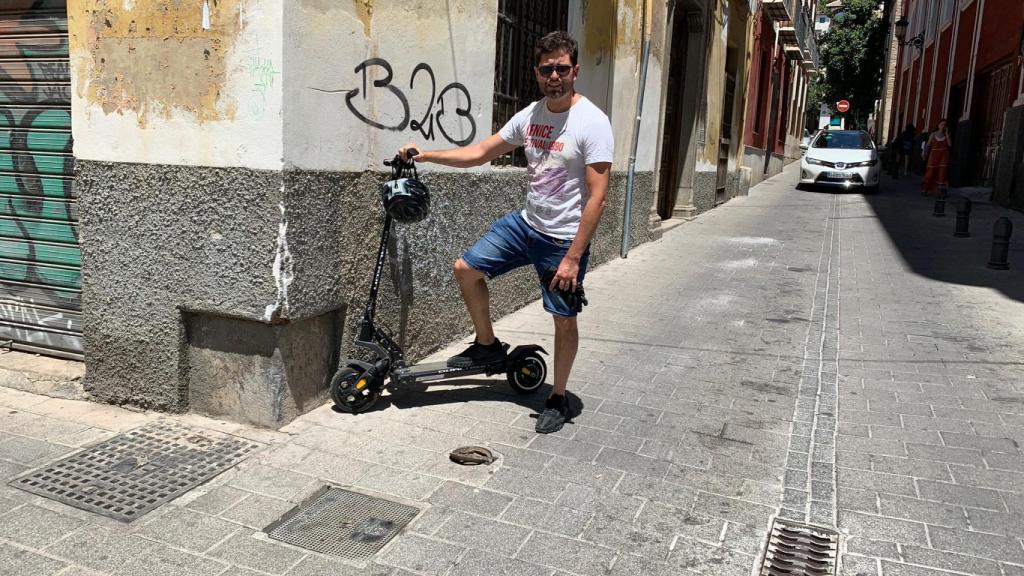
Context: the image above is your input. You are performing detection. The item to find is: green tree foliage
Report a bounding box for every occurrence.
[816,0,887,127]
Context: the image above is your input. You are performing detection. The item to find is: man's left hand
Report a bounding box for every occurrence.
[549,257,579,292]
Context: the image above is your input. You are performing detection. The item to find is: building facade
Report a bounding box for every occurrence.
[654,0,757,220]
[1,0,791,426]
[741,0,819,188]
[888,0,1024,208]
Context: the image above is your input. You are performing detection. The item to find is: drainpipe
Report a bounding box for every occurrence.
[622,0,654,258]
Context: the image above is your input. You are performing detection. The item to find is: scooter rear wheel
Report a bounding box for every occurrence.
[507,352,546,394]
[330,366,382,413]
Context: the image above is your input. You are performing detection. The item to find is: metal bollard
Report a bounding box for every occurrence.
[954,197,972,237]
[986,217,1013,270]
[932,185,947,217]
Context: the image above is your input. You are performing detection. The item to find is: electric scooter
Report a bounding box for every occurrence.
[330,151,548,414]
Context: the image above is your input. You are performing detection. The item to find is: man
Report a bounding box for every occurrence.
[399,31,613,434]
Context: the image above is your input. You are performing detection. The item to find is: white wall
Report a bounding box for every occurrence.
[70,0,284,170]
[284,0,498,173]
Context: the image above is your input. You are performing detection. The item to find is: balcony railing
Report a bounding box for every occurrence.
[800,6,820,72]
[766,0,819,71]
[792,2,820,73]
[763,0,797,23]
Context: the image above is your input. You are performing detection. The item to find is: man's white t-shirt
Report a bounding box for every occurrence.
[498,96,614,240]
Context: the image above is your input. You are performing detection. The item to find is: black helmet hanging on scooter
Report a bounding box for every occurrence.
[381,177,430,223]
[381,149,430,223]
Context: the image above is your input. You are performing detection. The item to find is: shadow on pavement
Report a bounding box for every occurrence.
[331,377,583,419]
[858,173,1024,303]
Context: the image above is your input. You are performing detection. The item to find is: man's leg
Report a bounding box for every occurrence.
[534,314,577,434]
[454,258,495,344]
[551,315,578,398]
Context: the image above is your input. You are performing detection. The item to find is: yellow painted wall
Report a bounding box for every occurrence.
[728,1,754,169]
[606,0,668,172]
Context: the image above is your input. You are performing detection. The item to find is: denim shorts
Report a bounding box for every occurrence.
[461,212,590,318]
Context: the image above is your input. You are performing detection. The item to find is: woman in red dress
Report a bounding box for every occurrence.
[921,119,952,197]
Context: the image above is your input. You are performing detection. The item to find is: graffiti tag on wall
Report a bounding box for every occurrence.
[345,59,477,146]
[242,33,278,118]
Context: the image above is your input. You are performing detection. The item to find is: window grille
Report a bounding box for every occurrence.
[492,0,569,167]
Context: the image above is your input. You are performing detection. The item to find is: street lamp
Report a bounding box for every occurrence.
[894,15,924,52]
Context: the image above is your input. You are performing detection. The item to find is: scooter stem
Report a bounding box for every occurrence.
[358,211,394,341]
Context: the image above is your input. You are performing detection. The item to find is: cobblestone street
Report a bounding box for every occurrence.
[2,164,1023,576]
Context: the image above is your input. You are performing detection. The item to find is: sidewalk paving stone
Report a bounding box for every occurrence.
[0,504,85,548]
[44,528,156,569]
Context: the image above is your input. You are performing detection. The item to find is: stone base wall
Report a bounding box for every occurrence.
[744,147,787,185]
[693,171,718,214]
[77,161,657,426]
[744,148,768,188]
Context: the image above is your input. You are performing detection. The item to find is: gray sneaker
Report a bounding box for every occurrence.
[535,394,570,434]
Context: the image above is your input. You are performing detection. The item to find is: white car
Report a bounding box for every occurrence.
[799,130,881,193]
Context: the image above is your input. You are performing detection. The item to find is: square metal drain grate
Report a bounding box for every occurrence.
[9,420,259,522]
[266,487,419,559]
[759,518,839,576]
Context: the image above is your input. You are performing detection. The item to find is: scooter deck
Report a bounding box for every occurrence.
[393,360,505,384]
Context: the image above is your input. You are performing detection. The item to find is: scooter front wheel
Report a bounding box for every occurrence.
[507,352,546,394]
[330,366,382,413]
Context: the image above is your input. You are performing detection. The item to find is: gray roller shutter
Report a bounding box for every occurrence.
[0,0,80,359]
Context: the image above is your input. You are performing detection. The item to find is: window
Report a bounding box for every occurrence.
[925,0,935,41]
[492,0,569,167]
[942,0,954,24]
[812,131,873,149]
[754,49,770,139]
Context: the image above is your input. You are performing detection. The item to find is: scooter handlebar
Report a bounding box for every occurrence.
[384,148,419,167]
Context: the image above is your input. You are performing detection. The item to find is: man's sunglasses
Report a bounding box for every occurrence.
[537,64,573,77]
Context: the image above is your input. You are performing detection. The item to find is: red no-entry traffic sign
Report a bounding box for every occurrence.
[837,100,850,113]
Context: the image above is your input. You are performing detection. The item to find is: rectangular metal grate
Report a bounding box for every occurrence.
[9,420,259,522]
[759,518,840,576]
[266,487,419,559]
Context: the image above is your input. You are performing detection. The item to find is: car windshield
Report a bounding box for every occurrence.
[812,131,872,150]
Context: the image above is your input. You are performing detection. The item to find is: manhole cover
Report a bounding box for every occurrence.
[759,518,839,576]
[266,487,419,559]
[9,420,259,522]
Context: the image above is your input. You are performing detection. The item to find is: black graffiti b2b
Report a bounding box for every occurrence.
[345,58,477,146]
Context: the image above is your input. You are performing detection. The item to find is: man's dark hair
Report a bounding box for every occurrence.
[534,31,578,66]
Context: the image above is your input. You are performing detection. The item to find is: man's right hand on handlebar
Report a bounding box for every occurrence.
[399,143,422,163]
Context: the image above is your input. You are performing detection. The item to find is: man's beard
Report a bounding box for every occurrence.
[544,81,570,99]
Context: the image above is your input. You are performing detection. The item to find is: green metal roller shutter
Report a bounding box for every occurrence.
[0,0,80,360]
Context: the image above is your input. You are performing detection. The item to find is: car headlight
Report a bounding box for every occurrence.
[849,158,879,167]
[806,157,826,166]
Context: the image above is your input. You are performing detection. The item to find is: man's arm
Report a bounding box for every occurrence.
[550,161,611,292]
[401,133,517,168]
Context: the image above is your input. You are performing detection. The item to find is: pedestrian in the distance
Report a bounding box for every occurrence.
[894,123,916,179]
[921,119,951,197]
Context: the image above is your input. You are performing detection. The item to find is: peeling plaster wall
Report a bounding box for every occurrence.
[701,1,727,170]
[569,0,616,120]
[69,0,283,169]
[283,0,498,172]
[606,0,665,174]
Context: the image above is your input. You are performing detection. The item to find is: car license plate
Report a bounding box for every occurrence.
[827,171,850,179]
